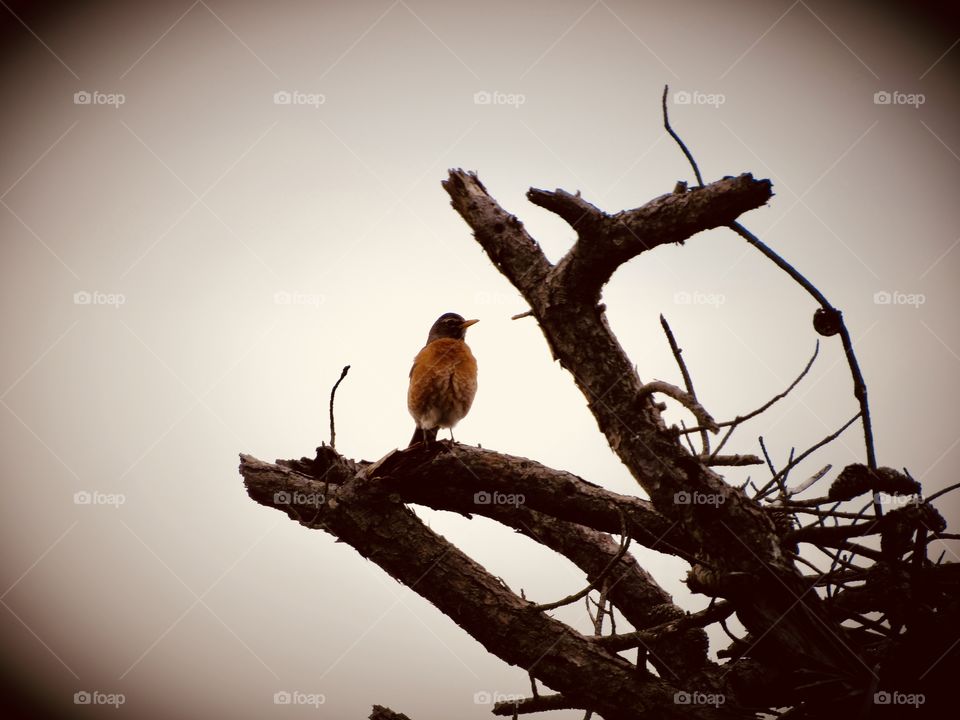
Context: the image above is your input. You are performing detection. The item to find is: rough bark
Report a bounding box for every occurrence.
[241,454,738,720]
[271,444,721,684]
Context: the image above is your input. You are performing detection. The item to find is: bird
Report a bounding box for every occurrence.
[407,312,479,447]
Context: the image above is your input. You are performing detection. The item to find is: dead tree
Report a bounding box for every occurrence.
[239,92,959,719]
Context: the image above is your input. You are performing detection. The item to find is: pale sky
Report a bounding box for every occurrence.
[1,1,958,718]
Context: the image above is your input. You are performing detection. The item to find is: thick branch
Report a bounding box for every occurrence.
[240,454,733,720]
[374,444,696,559]
[301,443,716,679]
[526,173,772,301]
[441,170,552,299]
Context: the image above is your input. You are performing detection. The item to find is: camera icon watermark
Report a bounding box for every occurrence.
[873,290,925,308]
[674,290,725,309]
[274,290,324,308]
[674,491,725,507]
[473,90,526,108]
[73,290,126,308]
[672,90,725,108]
[873,90,925,108]
[74,490,126,508]
[674,691,725,706]
[273,490,325,507]
[273,90,325,108]
[473,491,525,507]
[74,690,125,707]
[473,690,523,705]
[874,690,924,707]
[273,690,325,707]
[875,493,916,509]
[74,90,125,108]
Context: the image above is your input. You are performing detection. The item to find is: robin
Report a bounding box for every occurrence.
[407,312,479,447]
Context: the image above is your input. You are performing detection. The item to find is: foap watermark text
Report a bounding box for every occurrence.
[874,290,925,308]
[74,91,125,108]
[474,90,525,108]
[74,290,125,308]
[273,690,325,707]
[74,490,126,508]
[474,491,525,507]
[874,90,924,108]
[673,90,725,108]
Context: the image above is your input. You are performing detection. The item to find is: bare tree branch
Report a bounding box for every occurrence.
[661,315,710,454]
[442,167,868,693]
[524,173,772,302]
[328,364,350,449]
[240,454,734,720]
[595,601,734,652]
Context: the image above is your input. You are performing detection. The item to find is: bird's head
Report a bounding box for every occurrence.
[427,312,479,342]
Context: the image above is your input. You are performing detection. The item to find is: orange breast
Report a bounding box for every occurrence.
[407,338,477,430]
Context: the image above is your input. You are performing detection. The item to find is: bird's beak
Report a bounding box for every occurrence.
[461,319,479,329]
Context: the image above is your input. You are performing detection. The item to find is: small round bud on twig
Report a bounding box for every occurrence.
[812,307,842,336]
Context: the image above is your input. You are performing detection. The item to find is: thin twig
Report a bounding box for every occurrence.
[697,341,819,458]
[927,481,960,503]
[532,513,630,613]
[660,315,709,454]
[661,81,878,519]
[817,500,873,600]
[329,365,350,449]
[769,504,868,520]
[759,436,777,477]
[679,420,697,454]
[593,584,609,635]
[787,552,826,577]
[928,533,960,542]
[754,413,861,500]
[781,447,796,491]
[728,221,879,515]
[661,85,704,187]
[784,464,832,498]
[700,453,764,466]
[639,380,719,432]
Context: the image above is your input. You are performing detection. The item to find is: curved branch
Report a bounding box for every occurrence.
[532,511,631,612]
[662,84,704,187]
[261,446,718,678]
[375,444,696,559]
[661,315,710,454]
[729,222,878,505]
[240,454,730,720]
[639,380,719,433]
[754,413,862,500]
[532,173,772,302]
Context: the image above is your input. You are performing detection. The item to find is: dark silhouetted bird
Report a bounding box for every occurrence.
[407,312,478,447]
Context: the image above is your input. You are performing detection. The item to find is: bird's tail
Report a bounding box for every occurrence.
[408,426,438,448]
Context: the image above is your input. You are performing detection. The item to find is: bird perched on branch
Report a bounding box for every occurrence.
[407,312,479,447]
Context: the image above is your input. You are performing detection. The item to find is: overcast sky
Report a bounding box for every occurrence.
[1,1,958,718]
